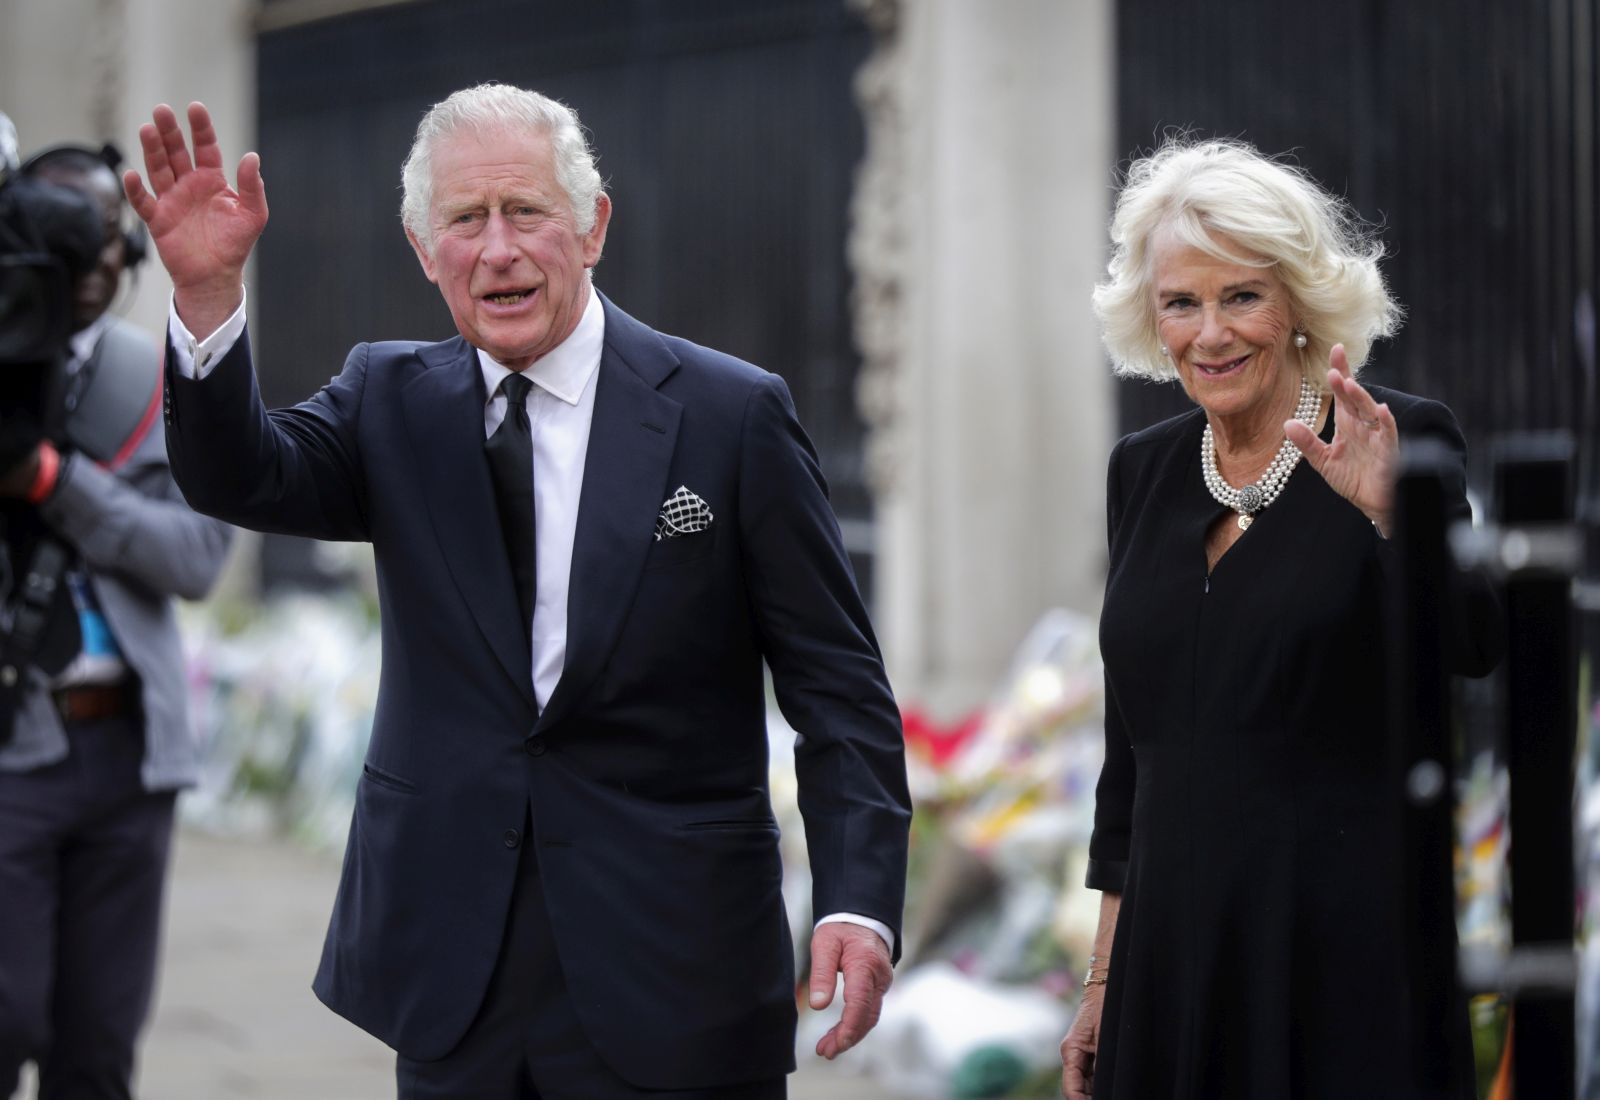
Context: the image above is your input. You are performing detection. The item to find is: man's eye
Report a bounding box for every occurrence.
[453,212,478,224]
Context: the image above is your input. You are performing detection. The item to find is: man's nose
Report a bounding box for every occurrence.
[480,212,518,267]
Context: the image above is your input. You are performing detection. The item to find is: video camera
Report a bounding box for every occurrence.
[0,112,119,741]
[0,113,104,460]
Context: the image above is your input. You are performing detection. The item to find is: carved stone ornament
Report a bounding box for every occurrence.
[846,0,907,496]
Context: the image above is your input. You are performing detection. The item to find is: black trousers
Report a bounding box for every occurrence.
[396,811,786,1100]
[0,715,177,1100]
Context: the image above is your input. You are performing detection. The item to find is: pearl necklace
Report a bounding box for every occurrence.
[1201,378,1322,531]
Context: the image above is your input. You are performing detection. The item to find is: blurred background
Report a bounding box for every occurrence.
[1,0,1596,1097]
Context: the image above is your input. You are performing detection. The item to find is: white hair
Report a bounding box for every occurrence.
[1092,138,1403,384]
[400,83,605,253]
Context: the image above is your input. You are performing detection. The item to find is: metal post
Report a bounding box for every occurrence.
[1495,433,1579,1100]
[1391,439,1468,1099]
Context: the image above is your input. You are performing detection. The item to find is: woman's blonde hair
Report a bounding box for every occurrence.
[1092,138,1402,384]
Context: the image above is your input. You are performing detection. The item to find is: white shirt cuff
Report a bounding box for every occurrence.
[168,290,248,379]
[815,912,894,954]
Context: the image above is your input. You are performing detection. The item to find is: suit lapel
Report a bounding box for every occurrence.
[537,297,681,731]
[402,338,535,707]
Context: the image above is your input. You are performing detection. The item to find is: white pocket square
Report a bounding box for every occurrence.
[654,486,714,541]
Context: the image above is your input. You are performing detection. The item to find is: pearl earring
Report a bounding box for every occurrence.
[1159,344,1170,357]
[1293,330,1308,349]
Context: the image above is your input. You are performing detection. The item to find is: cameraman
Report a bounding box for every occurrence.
[0,143,232,1098]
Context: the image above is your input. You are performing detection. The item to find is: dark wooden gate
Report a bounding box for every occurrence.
[253,0,872,587]
[1112,0,1597,493]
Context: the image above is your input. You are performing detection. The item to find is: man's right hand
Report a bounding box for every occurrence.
[123,101,267,341]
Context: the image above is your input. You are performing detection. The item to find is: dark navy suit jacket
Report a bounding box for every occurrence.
[164,294,911,1088]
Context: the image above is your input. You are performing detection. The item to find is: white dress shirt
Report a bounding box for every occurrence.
[476,287,602,709]
[167,285,891,952]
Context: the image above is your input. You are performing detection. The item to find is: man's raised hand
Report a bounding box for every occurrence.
[123,102,267,339]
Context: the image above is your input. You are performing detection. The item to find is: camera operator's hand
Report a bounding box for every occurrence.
[0,448,39,498]
[0,442,59,502]
[123,102,267,343]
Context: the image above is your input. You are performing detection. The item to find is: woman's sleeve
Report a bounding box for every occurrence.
[1086,436,1134,892]
[1380,397,1505,677]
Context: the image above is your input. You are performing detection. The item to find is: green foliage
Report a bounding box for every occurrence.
[1469,994,1507,1099]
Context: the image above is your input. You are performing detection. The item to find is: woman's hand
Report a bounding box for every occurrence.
[1283,343,1399,534]
[1060,984,1106,1099]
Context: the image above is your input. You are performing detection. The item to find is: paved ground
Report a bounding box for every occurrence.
[19,829,894,1100]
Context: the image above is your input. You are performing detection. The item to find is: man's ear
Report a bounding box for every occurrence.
[582,193,612,269]
[406,226,439,284]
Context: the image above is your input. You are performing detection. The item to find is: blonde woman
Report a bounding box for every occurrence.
[1061,140,1500,1100]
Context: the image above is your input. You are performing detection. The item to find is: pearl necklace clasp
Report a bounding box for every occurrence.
[1201,378,1322,531]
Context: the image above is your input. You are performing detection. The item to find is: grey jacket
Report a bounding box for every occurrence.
[0,319,233,789]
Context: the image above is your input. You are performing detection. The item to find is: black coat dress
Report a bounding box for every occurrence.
[1086,386,1500,1100]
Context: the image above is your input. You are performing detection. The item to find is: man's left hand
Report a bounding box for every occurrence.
[807,922,893,1059]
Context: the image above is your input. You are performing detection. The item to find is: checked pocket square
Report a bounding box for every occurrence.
[655,486,714,541]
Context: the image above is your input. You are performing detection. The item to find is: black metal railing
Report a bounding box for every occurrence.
[1394,432,1583,1098]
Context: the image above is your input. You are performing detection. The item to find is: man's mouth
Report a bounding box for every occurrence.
[1196,355,1248,377]
[483,289,535,306]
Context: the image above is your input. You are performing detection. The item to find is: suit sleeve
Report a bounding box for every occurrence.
[736,373,912,959]
[1086,435,1134,893]
[165,326,370,542]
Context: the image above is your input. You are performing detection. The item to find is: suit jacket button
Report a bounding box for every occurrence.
[524,736,547,757]
[503,829,521,849]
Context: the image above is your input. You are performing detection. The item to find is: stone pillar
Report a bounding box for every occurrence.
[852,0,1115,716]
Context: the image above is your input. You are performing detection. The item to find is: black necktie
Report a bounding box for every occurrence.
[485,373,536,633]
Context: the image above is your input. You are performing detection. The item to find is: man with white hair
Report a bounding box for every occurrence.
[125,85,910,1098]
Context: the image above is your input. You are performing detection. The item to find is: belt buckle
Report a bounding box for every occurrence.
[53,682,133,723]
